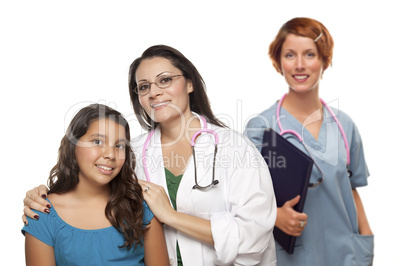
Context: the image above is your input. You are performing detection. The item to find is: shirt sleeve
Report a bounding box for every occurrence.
[244,115,271,152]
[348,122,370,188]
[210,135,277,265]
[142,201,154,227]
[21,208,55,247]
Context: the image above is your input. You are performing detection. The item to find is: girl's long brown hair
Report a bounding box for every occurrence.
[48,104,146,250]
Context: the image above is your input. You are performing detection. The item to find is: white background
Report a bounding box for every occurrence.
[1,1,400,265]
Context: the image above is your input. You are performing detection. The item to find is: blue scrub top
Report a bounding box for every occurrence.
[245,101,374,266]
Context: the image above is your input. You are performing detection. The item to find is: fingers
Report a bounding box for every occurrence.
[284,195,300,208]
[138,180,152,190]
[299,212,308,221]
[23,196,50,216]
[138,180,163,194]
[38,185,49,199]
[293,219,307,236]
[276,205,309,236]
[292,212,308,232]
[23,205,41,220]
[279,195,308,236]
[294,216,308,236]
[299,220,307,229]
[142,186,151,201]
[138,181,155,203]
[139,181,151,196]
[22,185,50,225]
[24,187,51,211]
[138,183,173,225]
[22,214,28,226]
[284,218,306,236]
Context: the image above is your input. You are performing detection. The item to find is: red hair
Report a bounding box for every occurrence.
[268,17,334,74]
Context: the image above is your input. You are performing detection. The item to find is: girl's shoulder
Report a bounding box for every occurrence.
[47,192,66,202]
[142,200,154,225]
[47,192,74,211]
[21,197,63,247]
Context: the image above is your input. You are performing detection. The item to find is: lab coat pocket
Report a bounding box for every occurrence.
[351,234,374,266]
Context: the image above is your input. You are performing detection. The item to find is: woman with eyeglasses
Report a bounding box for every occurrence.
[244,18,374,266]
[22,45,277,266]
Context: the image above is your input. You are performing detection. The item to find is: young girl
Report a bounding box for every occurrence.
[22,104,169,265]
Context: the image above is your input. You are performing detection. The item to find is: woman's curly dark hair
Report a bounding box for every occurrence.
[47,104,146,250]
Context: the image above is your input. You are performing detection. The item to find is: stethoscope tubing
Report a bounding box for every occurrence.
[142,115,219,186]
[276,93,352,181]
[276,93,350,166]
[142,129,155,182]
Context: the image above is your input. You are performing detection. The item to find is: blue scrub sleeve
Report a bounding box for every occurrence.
[244,115,272,152]
[348,123,370,188]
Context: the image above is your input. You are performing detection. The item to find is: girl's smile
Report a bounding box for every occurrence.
[75,118,126,187]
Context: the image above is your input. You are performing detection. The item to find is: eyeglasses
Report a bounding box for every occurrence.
[134,74,183,96]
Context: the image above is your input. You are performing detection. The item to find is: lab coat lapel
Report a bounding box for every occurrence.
[176,152,195,210]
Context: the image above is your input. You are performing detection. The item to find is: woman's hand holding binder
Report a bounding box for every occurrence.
[275,195,308,237]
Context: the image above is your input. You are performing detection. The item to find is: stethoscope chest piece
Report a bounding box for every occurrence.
[348,169,353,178]
[142,115,220,191]
[191,129,220,190]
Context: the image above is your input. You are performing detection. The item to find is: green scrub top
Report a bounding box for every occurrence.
[165,168,184,266]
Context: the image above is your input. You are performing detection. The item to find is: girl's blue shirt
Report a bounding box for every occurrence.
[22,199,153,266]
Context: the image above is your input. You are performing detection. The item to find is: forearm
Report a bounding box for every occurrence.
[138,180,214,246]
[352,188,373,235]
[166,211,214,246]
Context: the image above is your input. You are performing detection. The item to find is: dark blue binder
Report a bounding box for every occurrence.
[261,129,313,254]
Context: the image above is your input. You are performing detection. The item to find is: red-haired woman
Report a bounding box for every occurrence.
[245,17,374,266]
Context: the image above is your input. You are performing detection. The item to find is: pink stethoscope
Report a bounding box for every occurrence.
[276,94,352,188]
[142,115,220,190]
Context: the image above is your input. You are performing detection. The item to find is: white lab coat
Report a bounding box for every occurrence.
[132,116,277,266]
